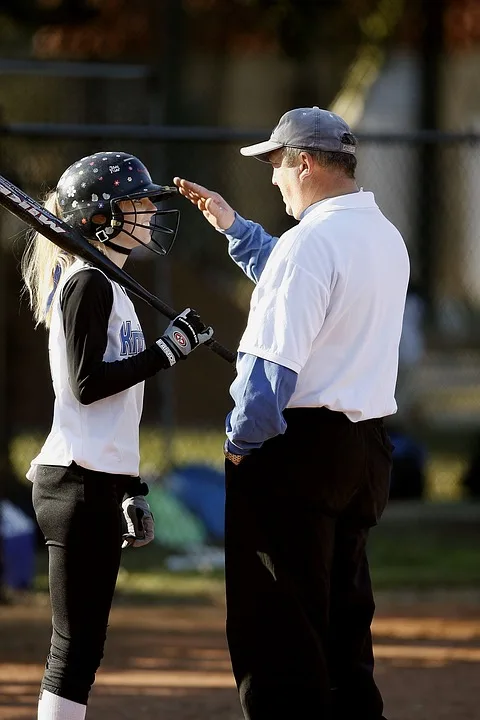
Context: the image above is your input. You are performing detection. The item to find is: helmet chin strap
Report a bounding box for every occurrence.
[104,240,132,256]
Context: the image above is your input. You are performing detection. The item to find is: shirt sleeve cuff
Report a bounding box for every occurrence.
[237,343,303,374]
[225,438,252,456]
[218,212,251,239]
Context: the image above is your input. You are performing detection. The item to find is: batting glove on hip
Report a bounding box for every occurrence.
[155,308,214,365]
[121,495,155,549]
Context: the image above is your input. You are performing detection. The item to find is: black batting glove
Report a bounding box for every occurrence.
[155,308,214,365]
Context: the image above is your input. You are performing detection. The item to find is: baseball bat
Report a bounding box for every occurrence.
[0,173,236,365]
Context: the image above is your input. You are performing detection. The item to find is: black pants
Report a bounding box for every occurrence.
[32,463,128,705]
[225,408,393,720]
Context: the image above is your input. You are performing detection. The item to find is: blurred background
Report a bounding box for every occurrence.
[0,0,480,594]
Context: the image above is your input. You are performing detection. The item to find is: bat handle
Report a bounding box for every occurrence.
[204,338,236,365]
[138,292,236,364]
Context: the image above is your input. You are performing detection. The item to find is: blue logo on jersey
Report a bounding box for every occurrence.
[120,321,145,356]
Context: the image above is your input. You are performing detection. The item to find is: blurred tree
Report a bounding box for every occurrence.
[31,0,151,60]
[445,0,480,50]
[0,0,97,26]
[178,0,407,116]
[182,0,396,56]
[0,0,407,94]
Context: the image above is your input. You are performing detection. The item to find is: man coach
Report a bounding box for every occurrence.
[174,107,409,720]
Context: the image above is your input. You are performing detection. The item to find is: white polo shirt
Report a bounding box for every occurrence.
[238,191,410,421]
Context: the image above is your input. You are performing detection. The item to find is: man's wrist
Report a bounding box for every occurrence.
[224,439,249,465]
[218,212,246,237]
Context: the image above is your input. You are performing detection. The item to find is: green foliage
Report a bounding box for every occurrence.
[35,546,225,602]
[10,427,226,483]
[369,522,480,589]
[139,427,225,477]
[34,516,480,603]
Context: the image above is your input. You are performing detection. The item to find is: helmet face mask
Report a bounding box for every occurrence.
[110,192,180,256]
[56,152,179,255]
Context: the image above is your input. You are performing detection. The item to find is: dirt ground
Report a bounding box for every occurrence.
[1,591,480,720]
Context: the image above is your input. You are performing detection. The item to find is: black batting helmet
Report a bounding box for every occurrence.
[56,151,179,255]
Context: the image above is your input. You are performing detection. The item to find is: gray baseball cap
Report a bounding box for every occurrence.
[240,107,357,160]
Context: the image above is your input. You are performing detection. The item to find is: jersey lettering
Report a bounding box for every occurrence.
[120,320,145,356]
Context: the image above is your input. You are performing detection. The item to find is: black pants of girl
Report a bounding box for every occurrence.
[225,407,393,720]
[32,463,128,705]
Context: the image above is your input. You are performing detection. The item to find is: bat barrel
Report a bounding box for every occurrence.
[0,173,237,366]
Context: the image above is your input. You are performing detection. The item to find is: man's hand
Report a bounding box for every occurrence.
[173,177,235,231]
[121,496,155,549]
[223,439,248,465]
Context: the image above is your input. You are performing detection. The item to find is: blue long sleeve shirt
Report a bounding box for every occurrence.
[221,214,298,455]
[225,213,279,283]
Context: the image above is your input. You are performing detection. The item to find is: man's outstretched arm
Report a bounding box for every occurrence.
[173,177,278,282]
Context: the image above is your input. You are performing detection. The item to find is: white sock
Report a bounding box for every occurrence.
[37,689,87,720]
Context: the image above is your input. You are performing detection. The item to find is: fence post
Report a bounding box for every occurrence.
[146,0,188,474]
[0,118,6,599]
[418,0,445,323]
[0,141,31,600]
[0,191,7,601]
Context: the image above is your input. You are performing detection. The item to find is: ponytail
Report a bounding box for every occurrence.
[21,191,76,328]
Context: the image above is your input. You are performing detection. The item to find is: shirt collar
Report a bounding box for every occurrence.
[300,189,377,220]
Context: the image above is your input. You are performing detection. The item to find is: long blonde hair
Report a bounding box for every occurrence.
[21,191,76,328]
[21,191,110,328]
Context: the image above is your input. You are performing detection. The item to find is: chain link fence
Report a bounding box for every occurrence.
[1,127,480,522]
[3,128,480,313]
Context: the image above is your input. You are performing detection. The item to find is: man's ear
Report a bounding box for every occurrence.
[299,151,314,179]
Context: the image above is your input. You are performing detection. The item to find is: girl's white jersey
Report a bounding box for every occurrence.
[27,260,145,478]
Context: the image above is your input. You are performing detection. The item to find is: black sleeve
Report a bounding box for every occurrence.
[61,269,170,405]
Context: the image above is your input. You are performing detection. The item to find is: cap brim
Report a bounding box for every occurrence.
[239,140,284,159]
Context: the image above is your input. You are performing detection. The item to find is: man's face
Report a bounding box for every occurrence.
[268,148,302,218]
